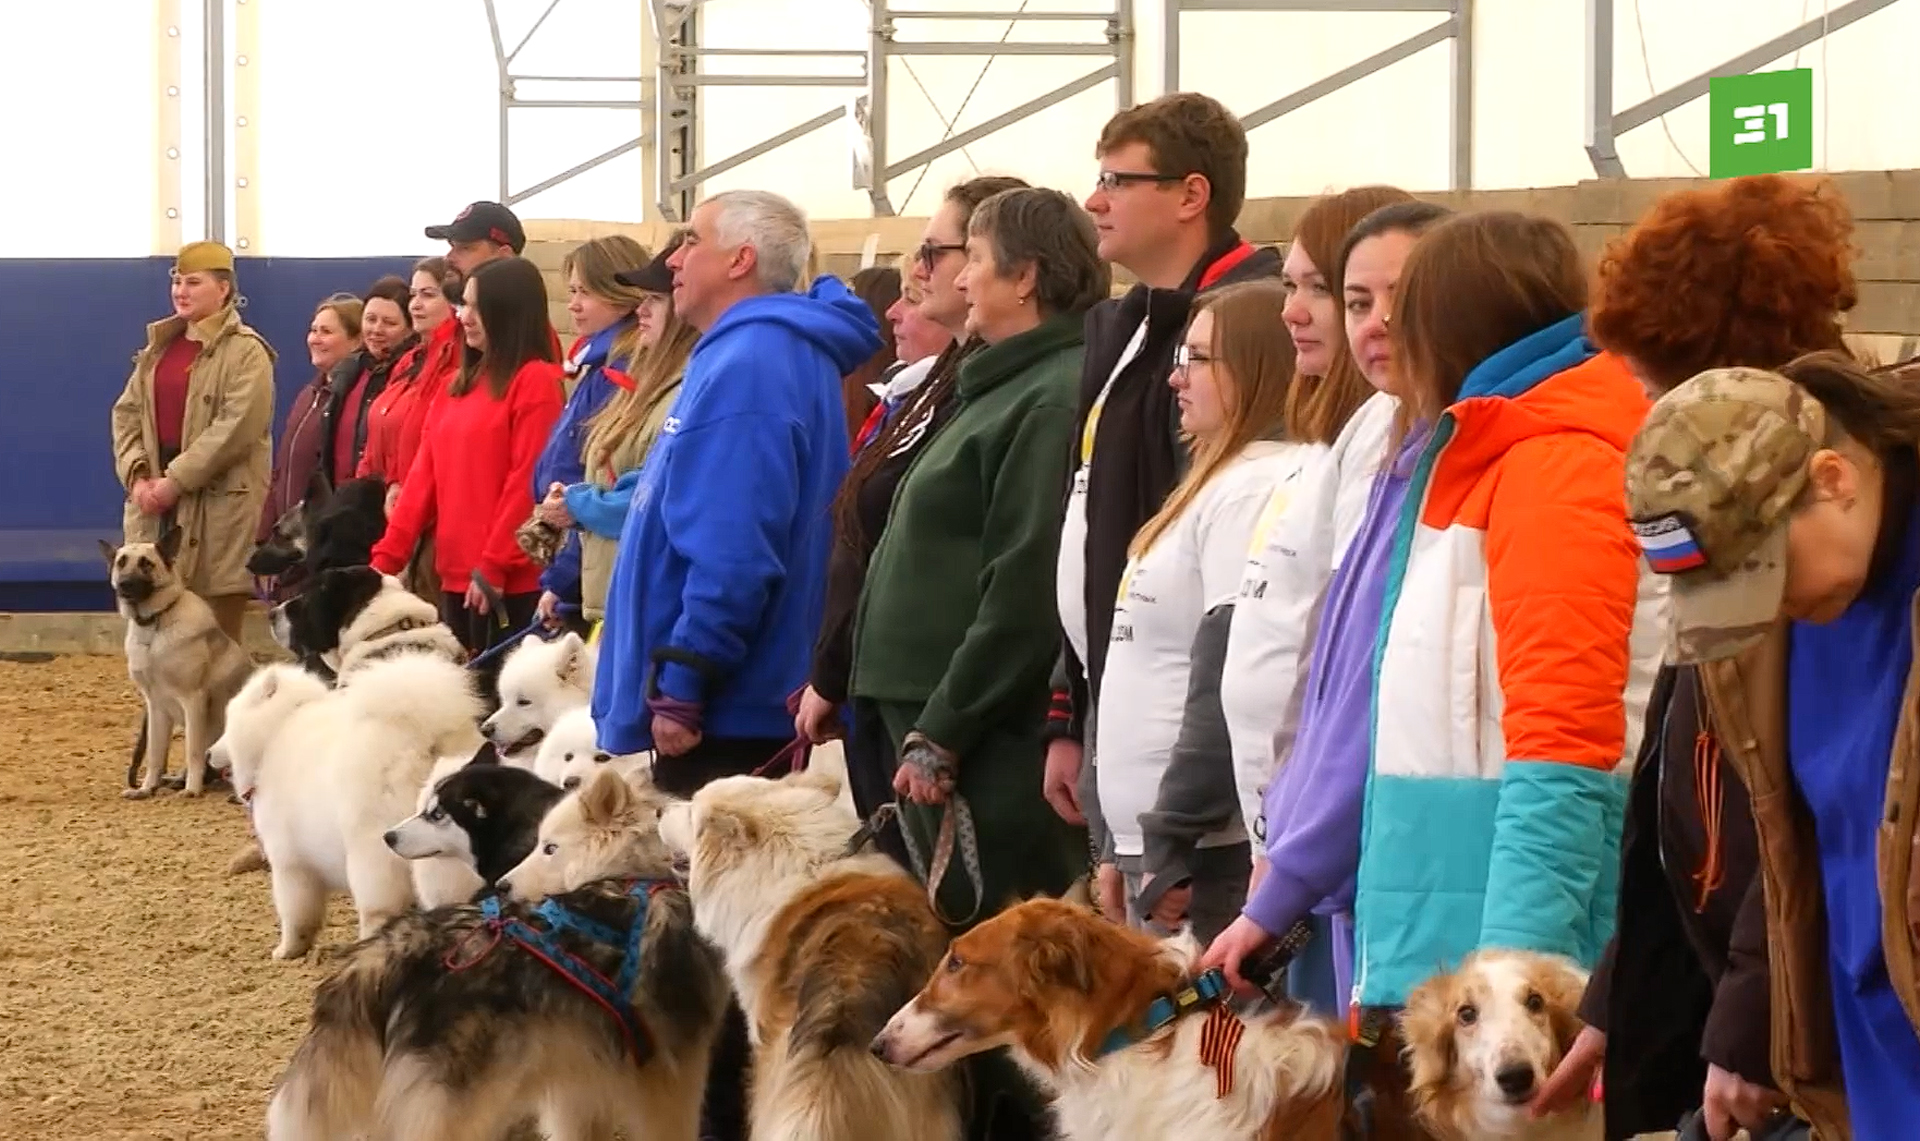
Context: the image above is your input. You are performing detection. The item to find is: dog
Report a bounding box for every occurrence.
[211,654,484,959]
[658,769,963,1141]
[873,897,1348,1141]
[265,768,730,1141]
[247,472,388,581]
[1399,949,1600,1141]
[496,765,678,903]
[386,749,568,906]
[102,532,254,799]
[269,564,464,681]
[531,706,650,790]
[482,631,597,765]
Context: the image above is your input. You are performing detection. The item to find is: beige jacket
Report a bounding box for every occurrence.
[1702,619,1920,1141]
[578,378,680,622]
[110,306,276,599]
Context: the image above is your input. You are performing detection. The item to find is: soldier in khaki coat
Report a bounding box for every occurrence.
[110,241,276,643]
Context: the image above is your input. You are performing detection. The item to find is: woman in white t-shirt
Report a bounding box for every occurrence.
[1096,279,1308,939]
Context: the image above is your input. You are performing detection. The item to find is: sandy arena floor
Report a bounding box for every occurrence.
[0,653,346,1140]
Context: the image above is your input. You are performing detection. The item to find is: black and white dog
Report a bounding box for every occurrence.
[269,565,465,683]
[248,474,389,584]
[383,747,569,891]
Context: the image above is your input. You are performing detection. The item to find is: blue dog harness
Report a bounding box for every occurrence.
[453,879,667,1062]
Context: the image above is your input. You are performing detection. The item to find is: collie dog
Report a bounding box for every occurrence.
[657,769,963,1141]
[874,898,1347,1141]
[1399,949,1601,1141]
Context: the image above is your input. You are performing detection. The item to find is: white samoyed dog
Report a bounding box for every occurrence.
[530,706,651,791]
[480,632,597,767]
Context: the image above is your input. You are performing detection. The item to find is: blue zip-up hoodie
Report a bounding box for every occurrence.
[535,319,633,603]
[592,278,881,752]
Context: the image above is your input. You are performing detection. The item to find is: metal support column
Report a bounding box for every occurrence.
[1164,0,1474,190]
[1584,0,1903,178]
[203,0,226,243]
[233,0,261,251]
[155,0,184,254]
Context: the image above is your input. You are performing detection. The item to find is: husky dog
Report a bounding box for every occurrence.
[386,752,568,904]
[482,631,597,765]
[269,565,464,681]
[102,532,254,800]
[247,473,387,580]
[658,769,964,1141]
[212,655,484,959]
[531,706,651,790]
[267,767,730,1141]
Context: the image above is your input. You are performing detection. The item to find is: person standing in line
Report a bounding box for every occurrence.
[1044,91,1280,920]
[111,240,276,644]
[590,189,879,1141]
[369,257,563,658]
[325,275,417,486]
[253,293,362,601]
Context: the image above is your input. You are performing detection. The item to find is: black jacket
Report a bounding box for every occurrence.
[1048,232,1281,740]
[320,336,417,485]
[1581,664,1773,1140]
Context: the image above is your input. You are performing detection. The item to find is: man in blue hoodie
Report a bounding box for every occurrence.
[594,188,881,789]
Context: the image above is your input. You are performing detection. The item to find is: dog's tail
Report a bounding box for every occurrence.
[758,1039,963,1141]
[265,952,389,1140]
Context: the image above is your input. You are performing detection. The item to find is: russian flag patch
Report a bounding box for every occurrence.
[1632,513,1708,574]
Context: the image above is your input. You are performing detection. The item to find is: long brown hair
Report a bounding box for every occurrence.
[580,288,699,483]
[1393,211,1587,422]
[829,174,1029,547]
[1286,186,1413,444]
[1130,279,1297,557]
[1780,350,1920,454]
[452,257,558,399]
[564,235,653,373]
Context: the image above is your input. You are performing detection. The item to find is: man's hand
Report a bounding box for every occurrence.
[1140,873,1191,928]
[794,686,843,744]
[1200,914,1274,995]
[1042,738,1085,825]
[1533,1025,1605,1117]
[652,714,702,758]
[1701,1063,1786,1141]
[1093,862,1126,924]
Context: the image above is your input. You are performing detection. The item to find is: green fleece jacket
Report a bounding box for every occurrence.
[851,313,1086,756]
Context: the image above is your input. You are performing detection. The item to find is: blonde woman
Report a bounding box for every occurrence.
[527,235,654,629]
[110,240,276,642]
[536,233,696,628]
[1093,280,1302,941]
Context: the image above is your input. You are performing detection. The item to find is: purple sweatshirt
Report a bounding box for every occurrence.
[1244,423,1429,1000]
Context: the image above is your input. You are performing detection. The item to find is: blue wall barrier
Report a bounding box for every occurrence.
[0,256,417,611]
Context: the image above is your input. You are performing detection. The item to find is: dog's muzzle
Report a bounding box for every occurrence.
[115,578,155,602]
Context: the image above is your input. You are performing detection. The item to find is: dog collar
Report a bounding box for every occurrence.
[1095,966,1233,1057]
[127,594,181,628]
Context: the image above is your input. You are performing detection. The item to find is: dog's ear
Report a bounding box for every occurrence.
[1538,957,1590,1059]
[785,765,842,801]
[155,526,184,567]
[576,765,635,823]
[466,741,501,768]
[1024,911,1098,994]
[304,466,333,508]
[99,540,120,570]
[258,670,281,701]
[1397,969,1458,1107]
[555,633,588,683]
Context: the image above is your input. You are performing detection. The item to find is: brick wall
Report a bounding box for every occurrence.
[524,169,1920,361]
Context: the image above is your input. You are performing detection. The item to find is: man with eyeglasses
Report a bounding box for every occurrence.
[1044,91,1280,922]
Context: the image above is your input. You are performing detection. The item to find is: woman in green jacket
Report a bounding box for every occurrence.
[852,187,1110,924]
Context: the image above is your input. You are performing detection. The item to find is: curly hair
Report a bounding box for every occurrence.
[1589,174,1858,393]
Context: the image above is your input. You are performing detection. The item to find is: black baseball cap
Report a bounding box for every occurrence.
[425,201,526,253]
[614,230,686,293]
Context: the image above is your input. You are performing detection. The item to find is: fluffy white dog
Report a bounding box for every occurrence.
[530,707,651,790]
[481,632,596,767]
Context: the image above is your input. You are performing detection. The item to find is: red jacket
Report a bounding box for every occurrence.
[357,318,462,485]
[370,358,565,594]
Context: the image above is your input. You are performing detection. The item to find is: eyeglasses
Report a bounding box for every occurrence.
[1172,344,1214,372]
[1094,170,1186,193]
[915,240,966,271]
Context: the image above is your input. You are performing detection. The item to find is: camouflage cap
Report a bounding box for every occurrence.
[1623,366,1828,663]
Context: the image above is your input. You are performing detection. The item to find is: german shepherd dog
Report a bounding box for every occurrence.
[102,530,253,799]
[267,768,730,1141]
[247,472,389,584]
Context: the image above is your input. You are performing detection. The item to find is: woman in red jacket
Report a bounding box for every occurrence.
[370,256,563,653]
[357,258,463,498]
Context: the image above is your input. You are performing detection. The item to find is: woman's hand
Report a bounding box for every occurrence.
[892,734,954,806]
[1199,914,1274,994]
[1700,1063,1786,1141]
[1094,862,1126,924]
[535,591,562,628]
[464,578,495,616]
[384,482,402,518]
[1532,1025,1605,1117]
[652,715,702,758]
[794,686,843,744]
[536,482,574,529]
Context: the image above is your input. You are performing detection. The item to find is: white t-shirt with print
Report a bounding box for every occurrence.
[1056,318,1151,671]
[1095,441,1306,857]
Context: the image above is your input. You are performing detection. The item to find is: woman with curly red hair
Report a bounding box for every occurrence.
[1537,173,1857,1139]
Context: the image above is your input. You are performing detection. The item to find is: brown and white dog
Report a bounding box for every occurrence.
[657,769,962,1141]
[1399,948,1601,1141]
[873,898,1348,1141]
